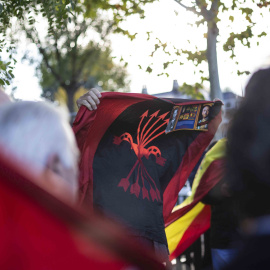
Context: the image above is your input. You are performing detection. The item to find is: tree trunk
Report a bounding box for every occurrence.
[207,21,222,100]
[65,85,77,113]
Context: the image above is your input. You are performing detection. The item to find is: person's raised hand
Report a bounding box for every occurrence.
[213,98,224,105]
[76,88,102,111]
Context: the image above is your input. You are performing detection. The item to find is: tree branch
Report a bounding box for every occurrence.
[22,24,64,83]
[75,47,96,81]
[54,37,62,76]
[195,0,212,20]
[39,44,63,84]
[195,0,219,21]
[210,0,219,13]
[33,32,63,83]
[174,0,200,16]
[71,17,79,84]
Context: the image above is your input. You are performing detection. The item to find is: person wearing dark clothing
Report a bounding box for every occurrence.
[202,178,241,270]
[226,67,270,269]
[210,199,240,250]
[225,234,270,270]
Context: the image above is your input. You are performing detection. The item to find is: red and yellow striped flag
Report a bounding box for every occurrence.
[165,138,227,260]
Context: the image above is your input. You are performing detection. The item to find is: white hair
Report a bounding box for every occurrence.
[0,101,79,173]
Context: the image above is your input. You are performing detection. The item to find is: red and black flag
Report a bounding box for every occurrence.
[73,92,222,246]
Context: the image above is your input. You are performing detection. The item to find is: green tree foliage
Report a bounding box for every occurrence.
[148,0,270,100]
[1,0,156,111]
[178,82,205,99]
[0,0,74,86]
[30,7,130,112]
[83,0,156,31]
[38,42,130,112]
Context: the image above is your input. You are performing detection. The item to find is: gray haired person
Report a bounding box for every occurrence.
[0,101,79,204]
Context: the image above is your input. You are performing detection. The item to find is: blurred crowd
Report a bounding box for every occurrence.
[1,66,270,270]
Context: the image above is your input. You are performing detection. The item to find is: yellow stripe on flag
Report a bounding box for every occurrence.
[166,202,205,254]
[172,138,227,211]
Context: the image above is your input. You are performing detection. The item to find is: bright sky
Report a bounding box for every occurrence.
[5,0,270,100]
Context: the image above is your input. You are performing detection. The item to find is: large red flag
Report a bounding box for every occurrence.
[0,147,165,270]
[73,92,222,246]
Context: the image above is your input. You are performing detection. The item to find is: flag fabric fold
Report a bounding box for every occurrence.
[0,146,165,270]
[73,92,222,246]
[165,138,227,260]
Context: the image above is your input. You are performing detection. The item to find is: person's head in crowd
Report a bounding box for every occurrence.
[227,67,270,229]
[0,88,12,105]
[0,101,79,203]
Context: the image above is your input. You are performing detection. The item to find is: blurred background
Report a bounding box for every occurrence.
[1,0,270,115]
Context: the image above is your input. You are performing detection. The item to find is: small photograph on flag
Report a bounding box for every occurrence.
[165,102,214,133]
[165,106,180,133]
[196,103,214,131]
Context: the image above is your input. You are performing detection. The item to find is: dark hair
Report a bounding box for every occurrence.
[227,67,270,219]
[200,104,211,120]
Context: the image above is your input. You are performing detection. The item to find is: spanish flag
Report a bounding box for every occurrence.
[165,138,227,260]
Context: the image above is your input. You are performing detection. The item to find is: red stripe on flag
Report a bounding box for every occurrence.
[163,110,222,223]
[0,149,165,270]
[165,158,225,226]
[169,205,211,260]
